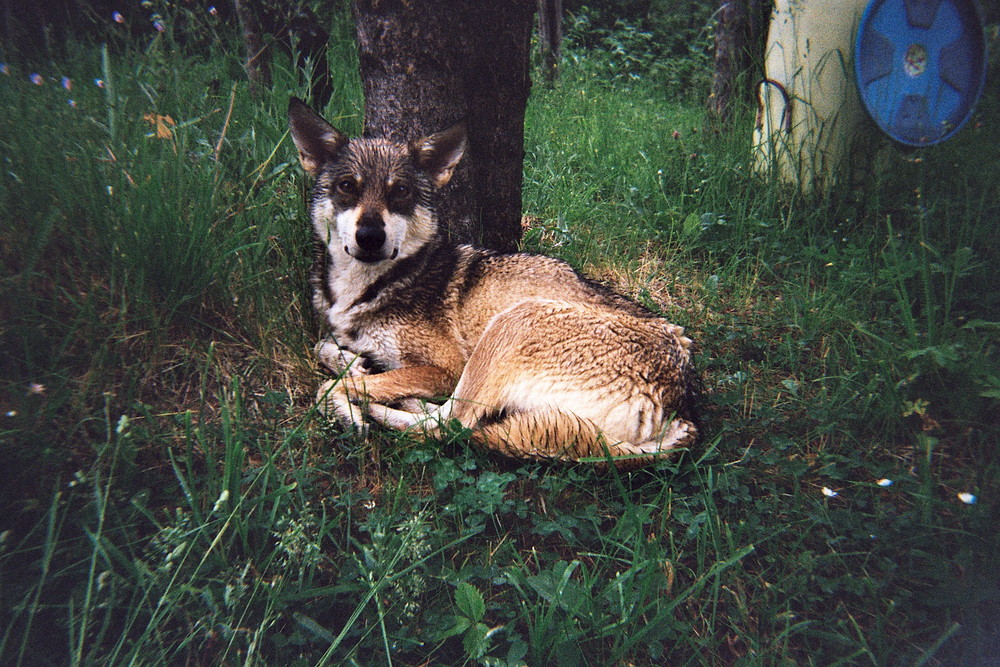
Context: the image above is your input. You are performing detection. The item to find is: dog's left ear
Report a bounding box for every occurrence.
[288,97,348,176]
[412,124,467,188]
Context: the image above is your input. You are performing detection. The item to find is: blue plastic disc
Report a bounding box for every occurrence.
[855,0,987,146]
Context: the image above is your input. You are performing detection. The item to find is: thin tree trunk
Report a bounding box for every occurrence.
[353,0,534,252]
[234,0,271,98]
[708,0,769,122]
[537,0,563,85]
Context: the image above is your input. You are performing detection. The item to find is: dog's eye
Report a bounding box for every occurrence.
[336,179,357,196]
[390,183,411,200]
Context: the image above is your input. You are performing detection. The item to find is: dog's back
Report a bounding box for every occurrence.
[439,249,659,362]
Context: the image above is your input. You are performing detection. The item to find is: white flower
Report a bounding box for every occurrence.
[876,478,893,487]
[821,487,838,498]
[957,492,976,505]
[212,489,231,513]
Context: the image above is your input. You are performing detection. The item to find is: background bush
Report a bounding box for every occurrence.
[562,0,717,96]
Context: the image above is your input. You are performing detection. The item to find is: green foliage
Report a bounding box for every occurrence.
[441,582,493,660]
[2,6,999,667]
[562,1,717,97]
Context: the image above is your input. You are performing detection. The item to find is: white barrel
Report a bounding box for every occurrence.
[753,0,871,192]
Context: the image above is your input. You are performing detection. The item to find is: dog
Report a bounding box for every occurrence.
[288,97,699,469]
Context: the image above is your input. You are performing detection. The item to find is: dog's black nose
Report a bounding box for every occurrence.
[355,224,386,253]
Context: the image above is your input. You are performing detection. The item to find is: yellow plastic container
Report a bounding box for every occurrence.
[753,0,871,192]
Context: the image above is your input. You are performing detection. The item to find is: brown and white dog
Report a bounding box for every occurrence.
[288,97,699,468]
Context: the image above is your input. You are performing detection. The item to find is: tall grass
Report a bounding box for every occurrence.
[1,8,998,666]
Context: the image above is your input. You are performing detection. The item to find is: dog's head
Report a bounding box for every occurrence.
[288,97,466,265]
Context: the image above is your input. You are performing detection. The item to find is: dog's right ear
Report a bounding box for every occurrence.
[412,123,467,188]
[288,97,348,176]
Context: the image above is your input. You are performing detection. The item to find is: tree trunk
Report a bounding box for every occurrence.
[233,0,271,99]
[707,0,769,122]
[537,0,563,84]
[353,0,534,252]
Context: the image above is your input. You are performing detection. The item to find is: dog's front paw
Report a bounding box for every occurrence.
[316,339,369,377]
[316,379,369,435]
[638,418,696,453]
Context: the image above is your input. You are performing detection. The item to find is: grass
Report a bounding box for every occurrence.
[2,7,999,665]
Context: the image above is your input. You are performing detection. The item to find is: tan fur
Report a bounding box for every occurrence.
[289,98,698,469]
[315,276,699,470]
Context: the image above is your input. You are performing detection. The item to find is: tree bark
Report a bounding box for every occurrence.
[707,0,770,122]
[353,0,534,252]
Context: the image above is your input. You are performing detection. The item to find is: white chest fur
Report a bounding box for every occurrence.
[321,258,404,369]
